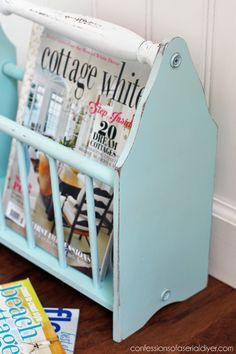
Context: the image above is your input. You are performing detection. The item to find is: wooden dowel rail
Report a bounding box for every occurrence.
[16,141,35,249]
[2,63,24,81]
[85,176,100,289]
[0,115,115,187]
[48,156,67,269]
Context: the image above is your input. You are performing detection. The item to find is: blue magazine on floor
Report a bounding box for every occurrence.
[45,307,80,354]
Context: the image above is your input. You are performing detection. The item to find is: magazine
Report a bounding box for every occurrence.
[3,24,150,279]
[45,308,80,354]
[0,278,65,353]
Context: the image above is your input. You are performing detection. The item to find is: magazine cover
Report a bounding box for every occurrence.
[45,308,80,354]
[4,24,150,278]
[0,278,65,353]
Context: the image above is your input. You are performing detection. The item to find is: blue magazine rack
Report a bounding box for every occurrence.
[0,0,217,342]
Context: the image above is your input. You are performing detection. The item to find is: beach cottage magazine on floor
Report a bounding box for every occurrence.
[0,279,65,353]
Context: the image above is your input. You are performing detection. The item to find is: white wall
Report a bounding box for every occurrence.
[1,0,235,286]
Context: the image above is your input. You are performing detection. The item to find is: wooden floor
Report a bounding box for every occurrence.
[1,244,236,354]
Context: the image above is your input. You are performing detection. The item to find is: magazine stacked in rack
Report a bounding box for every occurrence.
[3,23,150,280]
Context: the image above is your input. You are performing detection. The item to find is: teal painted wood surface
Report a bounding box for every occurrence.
[113,37,217,341]
[2,62,24,81]
[0,30,217,343]
[0,226,113,310]
[0,26,18,179]
[16,141,35,249]
[48,156,67,268]
[85,176,101,289]
[0,177,6,230]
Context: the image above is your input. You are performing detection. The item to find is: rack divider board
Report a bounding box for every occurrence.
[0,0,217,342]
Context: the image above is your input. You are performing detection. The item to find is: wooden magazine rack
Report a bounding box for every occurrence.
[0,0,217,342]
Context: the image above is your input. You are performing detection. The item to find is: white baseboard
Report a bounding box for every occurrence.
[213,197,236,227]
[209,197,236,288]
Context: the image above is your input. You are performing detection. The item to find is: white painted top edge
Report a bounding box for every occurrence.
[0,0,159,66]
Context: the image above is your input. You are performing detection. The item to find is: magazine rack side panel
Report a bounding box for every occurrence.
[113,38,217,341]
[0,26,18,180]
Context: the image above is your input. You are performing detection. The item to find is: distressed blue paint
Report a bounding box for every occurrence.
[85,176,100,288]
[113,37,217,341]
[0,27,18,179]
[48,156,67,268]
[17,141,35,249]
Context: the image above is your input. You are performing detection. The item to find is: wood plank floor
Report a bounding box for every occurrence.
[1,244,235,353]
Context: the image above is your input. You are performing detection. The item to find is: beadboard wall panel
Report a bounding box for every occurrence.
[209,0,236,203]
[152,0,209,83]
[96,0,147,37]
[207,0,236,287]
[30,0,92,13]
[0,14,33,68]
